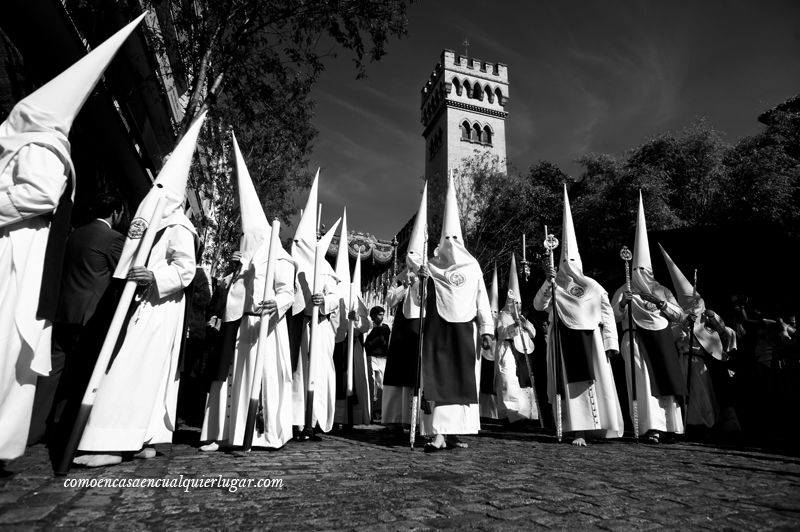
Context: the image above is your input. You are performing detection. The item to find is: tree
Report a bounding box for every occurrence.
[139,0,411,273]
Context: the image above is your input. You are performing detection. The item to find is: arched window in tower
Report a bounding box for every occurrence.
[483,125,493,145]
[473,123,483,142]
[473,84,483,101]
[485,85,494,103]
[461,120,471,140]
[495,87,504,105]
[452,77,462,96]
[463,80,472,99]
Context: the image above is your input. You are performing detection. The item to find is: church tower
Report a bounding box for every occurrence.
[421,49,509,224]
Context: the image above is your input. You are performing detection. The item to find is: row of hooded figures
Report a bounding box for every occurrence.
[0,14,739,473]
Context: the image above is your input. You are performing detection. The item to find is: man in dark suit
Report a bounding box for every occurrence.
[28,193,124,445]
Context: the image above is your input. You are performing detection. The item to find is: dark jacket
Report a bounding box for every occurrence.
[55,219,124,325]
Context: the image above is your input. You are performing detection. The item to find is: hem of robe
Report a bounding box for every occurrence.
[621,337,684,435]
[547,325,625,438]
[479,393,500,419]
[420,403,480,436]
[0,367,37,460]
[382,385,412,425]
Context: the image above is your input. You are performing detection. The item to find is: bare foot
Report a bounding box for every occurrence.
[199,442,220,452]
[74,454,122,467]
[134,447,156,459]
[571,437,587,447]
[447,435,468,449]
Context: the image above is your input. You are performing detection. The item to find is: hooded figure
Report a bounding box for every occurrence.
[533,184,623,445]
[0,14,145,461]
[478,264,501,419]
[382,182,427,430]
[659,244,739,432]
[495,254,539,423]
[200,132,296,451]
[419,175,494,451]
[332,211,372,427]
[73,111,205,467]
[289,174,341,438]
[611,192,686,443]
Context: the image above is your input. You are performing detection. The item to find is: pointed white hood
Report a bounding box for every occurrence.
[490,264,499,318]
[623,191,673,331]
[2,13,146,139]
[427,174,483,323]
[0,13,146,190]
[334,208,351,341]
[552,185,606,329]
[659,244,724,357]
[406,181,428,271]
[113,110,204,279]
[632,191,657,294]
[232,131,269,258]
[291,169,322,314]
[505,253,521,309]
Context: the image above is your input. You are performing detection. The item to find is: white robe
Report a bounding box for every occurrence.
[611,287,684,436]
[494,314,539,423]
[78,223,196,451]
[534,283,625,438]
[0,145,68,459]
[420,275,493,437]
[202,257,295,448]
[333,307,373,425]
[291,275,339,432]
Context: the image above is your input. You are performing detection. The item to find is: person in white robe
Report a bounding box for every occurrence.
[0,14,144,461]
[333,244,372,428]
[290,173,341,439]
[658,244,741,437]
[72,113,205,467]
[496,255,539,424]
[200,133,296,450]
[382,184,427,433]
[418,176,494,451]
[478,264,501,420]
[611,193,685,444]
[533,185,624,446]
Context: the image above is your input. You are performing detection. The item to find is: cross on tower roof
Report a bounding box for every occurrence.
[462,37,470,58]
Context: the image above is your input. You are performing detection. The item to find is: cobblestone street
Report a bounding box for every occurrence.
[2,424,799,530]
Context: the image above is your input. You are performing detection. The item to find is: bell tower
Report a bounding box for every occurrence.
[421,49,509,226]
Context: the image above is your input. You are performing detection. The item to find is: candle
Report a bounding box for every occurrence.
[522,233,526,262]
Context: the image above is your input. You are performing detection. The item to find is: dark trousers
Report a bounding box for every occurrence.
[28,324,81,445]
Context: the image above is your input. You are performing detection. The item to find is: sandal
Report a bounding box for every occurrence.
[644,430,660,444]
[423,442,446,453]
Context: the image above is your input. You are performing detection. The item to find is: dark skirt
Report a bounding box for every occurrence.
[556,321,595,384]
[421,279,478,405]
[480,358,496,394]
[383,303,420,388]
[637,326,687,398]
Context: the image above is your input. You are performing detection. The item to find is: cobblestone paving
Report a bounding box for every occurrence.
[2,425,799,530]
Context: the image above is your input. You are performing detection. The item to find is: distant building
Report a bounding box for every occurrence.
[421,49,509,233]
[333,49,511,308]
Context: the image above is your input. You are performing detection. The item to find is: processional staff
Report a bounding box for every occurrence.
[543,225,563,442]
[620,245,639,442]
[242,219,281,451]
[409,230,428,450]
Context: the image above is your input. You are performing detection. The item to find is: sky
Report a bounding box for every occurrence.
[303,0,800,241]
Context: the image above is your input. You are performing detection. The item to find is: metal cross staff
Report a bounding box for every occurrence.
[543,226,563,442]
[620,245,639,442]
